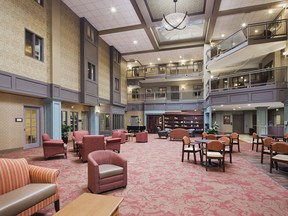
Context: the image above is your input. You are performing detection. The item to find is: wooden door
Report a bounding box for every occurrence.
[232,114,244,133]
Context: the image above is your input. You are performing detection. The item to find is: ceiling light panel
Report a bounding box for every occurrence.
[219,0,279,11]
[123,47,203,65]
[62,0,141,31]
[100,29,154,53]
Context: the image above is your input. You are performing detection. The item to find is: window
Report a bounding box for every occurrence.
[35,0,44,6]
[115,78,119,91]
[113,114,124,130]
[100,114,110,131]
[25,29,43,61]
[132,88,140,99]
[87,24,94,43]
[70,112,78,132]
[88,62,96,81]
[61,111,68,126]
[158,87,166,98]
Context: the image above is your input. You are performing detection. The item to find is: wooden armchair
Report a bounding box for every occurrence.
[182,136,202,164]
[261,137,274,164]
[252,132,262,152]
[270,142,288,173]
[205,140,226,172]
[230,132,240,152]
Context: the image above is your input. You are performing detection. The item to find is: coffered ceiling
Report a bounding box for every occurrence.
[62,0,287,66]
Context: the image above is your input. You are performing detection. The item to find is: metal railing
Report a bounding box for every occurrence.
[206,19,288,61]
[127,90,204,103]
[126,61,203,79]
[209,67,287,93]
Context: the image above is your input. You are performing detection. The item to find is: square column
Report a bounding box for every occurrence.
[256,107,268,135]
[43,99,62,139]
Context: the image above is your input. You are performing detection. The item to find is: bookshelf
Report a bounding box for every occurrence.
[163,112,204,134]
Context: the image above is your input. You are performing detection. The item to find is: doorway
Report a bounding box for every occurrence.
[232,114,244,134]
[147,115,163,133]
[24,107,41,149]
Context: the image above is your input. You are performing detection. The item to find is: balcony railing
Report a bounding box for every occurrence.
[127,61,203,79]
[208,67,287,93]
[127,90,204,103]
[206,19,288,61]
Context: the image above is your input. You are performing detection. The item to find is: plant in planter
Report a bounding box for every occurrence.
[61,124,71,144]
[207,121,219,134]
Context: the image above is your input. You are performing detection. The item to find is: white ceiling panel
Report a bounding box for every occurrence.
[62,0,141,31]
[219,0,284,11]
[123,47,204,66]
[100,29,154,53]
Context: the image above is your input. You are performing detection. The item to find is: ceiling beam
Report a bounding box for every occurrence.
[98,24,144,35]
[205,0,221,43]
[218,1,285,16]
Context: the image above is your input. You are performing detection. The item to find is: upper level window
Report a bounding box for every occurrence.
[87,25,94,43]
[25,29,43,61]
[115,78,119,91]
[35,0,44,6]
[88,62,96,81]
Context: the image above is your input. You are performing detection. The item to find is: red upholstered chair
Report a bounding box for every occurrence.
[106,137,121,153]
[79,135,105,162]
[88,150,127,194]
[135,131,148,143]
[72,130,89,152]
[42,134,67,159]
[111,131,126,144]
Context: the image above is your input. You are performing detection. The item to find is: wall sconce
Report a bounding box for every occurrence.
[95,105,100,113]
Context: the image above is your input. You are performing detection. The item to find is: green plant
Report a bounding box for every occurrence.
[61,124,71,137]
[207,121,219,134]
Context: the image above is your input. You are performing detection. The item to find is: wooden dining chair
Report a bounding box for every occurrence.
[261,137,274,164]
[230,132,240,152]
[270,142,288,173]
[219,136,232,163]
[205,140,226,172]
[206,134,217,140]
[252,132,262,152]
[182,136,203,164]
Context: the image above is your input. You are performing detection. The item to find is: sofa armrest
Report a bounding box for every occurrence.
[29,165,60,184]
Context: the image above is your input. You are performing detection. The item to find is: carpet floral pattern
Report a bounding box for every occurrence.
[1,134,288,215]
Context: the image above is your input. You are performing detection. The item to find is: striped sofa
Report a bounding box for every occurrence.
[0,158,60,216]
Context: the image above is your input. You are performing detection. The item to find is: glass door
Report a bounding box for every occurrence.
[24,107,40,149]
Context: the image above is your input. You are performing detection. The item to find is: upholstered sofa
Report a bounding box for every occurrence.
[0,158,60,216]
[88,150,127,194]
[170,128,189,141]
[42,134,67,159]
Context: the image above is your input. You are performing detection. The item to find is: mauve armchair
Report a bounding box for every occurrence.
[88,150,127,194]
[106,137,121,153]
[136,131,148,143]
[79,135,105,162]
[72,130,89,152]
[112,131,126,144]
[42,134,67,160]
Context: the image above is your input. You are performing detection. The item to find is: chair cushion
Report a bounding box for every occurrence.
[0,183,56,216]
[272,154,288,162]
[207,152,223,158]
[99,164,123,179]
[184,146,201,152]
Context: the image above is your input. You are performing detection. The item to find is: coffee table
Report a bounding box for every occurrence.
[54,193,123,216]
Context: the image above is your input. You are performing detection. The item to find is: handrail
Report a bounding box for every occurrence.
[206,19,288,61]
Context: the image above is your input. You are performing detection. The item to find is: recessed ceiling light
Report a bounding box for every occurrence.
[210,75,214,78]
[179,56,182,59]
[242,23,247,27]
[157,58,161,61]
[134,60,138,63]
[149,62,152,65]
[169,60,172,63]
[268,9,273,14]
[233,108,236,110]
[111,7,116,13]
[248,104,251,106]
[221,34,225,38]
[221,105,224,107]
[238,107,241,109]
[213,108,216,111]
[133,40,138,44]
[255,29,258,33]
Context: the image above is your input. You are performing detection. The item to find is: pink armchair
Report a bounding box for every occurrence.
[72,130,89,152]
[136,131,148,143]
[79,135,105,162]
[0,158,60,215]
[88,150,127,194]
[111,131,126,144]
[106,137,121,153]
[42,134,67,159]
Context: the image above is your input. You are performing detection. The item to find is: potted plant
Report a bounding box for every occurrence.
[207,121,219,134]
[61,124,71,144]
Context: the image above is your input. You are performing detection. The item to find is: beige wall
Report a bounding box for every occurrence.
[0,0,50,82]
[59,2,81,90]
[98,38,110,100]
[0,93,44,151]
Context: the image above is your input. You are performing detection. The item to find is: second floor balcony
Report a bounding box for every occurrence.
[127,89,204,103]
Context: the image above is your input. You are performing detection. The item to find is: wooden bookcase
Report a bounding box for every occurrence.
[163,112,204,134]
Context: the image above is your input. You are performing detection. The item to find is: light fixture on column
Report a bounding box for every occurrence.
[162,0,188,31]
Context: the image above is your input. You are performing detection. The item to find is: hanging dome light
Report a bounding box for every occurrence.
[162,0,188,31]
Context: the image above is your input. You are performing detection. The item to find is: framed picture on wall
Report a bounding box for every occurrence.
[223,115,231,124]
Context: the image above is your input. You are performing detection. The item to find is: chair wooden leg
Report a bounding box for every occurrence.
[181,152,184,162]
[270,159,273,173]
[193,152,197,164]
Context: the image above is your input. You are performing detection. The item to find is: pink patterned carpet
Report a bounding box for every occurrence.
[1,134,288,215]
